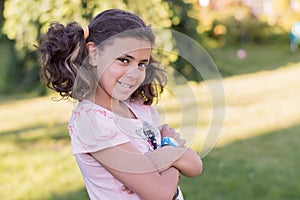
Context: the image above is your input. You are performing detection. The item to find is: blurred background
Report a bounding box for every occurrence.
[1,0,300,199]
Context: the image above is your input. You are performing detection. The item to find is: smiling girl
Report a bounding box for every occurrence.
[38,9,202,200]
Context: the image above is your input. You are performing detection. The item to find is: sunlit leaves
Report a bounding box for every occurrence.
[2,0,175,57]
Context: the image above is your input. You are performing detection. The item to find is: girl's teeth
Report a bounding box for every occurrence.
[119,82,132,88]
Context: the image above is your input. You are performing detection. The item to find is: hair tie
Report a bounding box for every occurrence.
[82,26,89,40]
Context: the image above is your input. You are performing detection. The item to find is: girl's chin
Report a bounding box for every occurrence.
[112,94,131,101]
[113,88,138,101]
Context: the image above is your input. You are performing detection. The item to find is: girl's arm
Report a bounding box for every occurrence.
[146,145,203,177]
[155,124,203,177]
[91,142,179,200]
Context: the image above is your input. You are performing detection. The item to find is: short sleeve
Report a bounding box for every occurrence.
[68,102,130,154]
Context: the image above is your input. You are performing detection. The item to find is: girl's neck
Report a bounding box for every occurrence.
[88,95,136,119]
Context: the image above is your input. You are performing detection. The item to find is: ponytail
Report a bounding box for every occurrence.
[38,22,92,100]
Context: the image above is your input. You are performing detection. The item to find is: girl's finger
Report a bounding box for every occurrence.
[127,189,134,194]
[169,128,175,133]
[162,124,169,130]
[179,138,186,146]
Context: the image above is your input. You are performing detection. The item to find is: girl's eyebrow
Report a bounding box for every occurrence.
[123,54,149,63]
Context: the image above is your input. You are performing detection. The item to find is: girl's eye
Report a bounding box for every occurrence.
[138,63,147,69]
[117,57,129,64]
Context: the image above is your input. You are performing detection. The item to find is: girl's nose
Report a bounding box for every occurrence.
[126,64,141,78]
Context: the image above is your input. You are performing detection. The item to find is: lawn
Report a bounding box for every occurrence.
[180,124,300,200]
[1,43,300,199]
[207,43,300,77]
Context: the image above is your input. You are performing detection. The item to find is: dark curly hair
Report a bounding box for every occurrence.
[38,9,166,105]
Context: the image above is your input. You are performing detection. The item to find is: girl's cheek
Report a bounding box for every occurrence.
[140,72,146,82]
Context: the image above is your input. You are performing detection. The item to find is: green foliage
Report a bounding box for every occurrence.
[1,0,179,94]
[125,0,171,27]
[165,0,203,81]
[2,0,89,94]
[2,0,174,55]
[200,1,291,47]
[0,0,4,40]
[3,0,86,53]
[0,41,10,88]
[3,0,298,93]
[211,16,287,46]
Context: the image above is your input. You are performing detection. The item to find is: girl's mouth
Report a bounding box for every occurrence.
[117,81,133,89]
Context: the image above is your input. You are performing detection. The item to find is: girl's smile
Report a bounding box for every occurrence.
[117,81,133,89]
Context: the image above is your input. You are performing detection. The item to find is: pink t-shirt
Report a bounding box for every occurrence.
[68,100,183,200]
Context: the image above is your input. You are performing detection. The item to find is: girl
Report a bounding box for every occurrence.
[38,9,202,200]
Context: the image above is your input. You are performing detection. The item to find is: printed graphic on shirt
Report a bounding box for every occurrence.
[173,187,180,200]
[136,122,183,200]
[135,122,160,150]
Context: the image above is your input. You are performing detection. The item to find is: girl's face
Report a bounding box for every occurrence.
[94,37,151,103]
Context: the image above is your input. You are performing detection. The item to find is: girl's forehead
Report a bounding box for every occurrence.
[103,37,152,56]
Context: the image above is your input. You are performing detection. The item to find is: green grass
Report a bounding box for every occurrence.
[180,124,300,200]
[208,43,300,77]
[0,96,89,200]
[1,43,300,199]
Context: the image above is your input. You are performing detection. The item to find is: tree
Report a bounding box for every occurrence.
[2,0,202,94]
[0,0,4,40]
[165,0,203,81]
[2,0,174,93]
[2,0,84,93]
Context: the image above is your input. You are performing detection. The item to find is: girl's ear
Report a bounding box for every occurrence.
[86,42,97,67]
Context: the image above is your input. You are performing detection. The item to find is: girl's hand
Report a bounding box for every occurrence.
[121,185,134,194]
[160,124,186,147]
